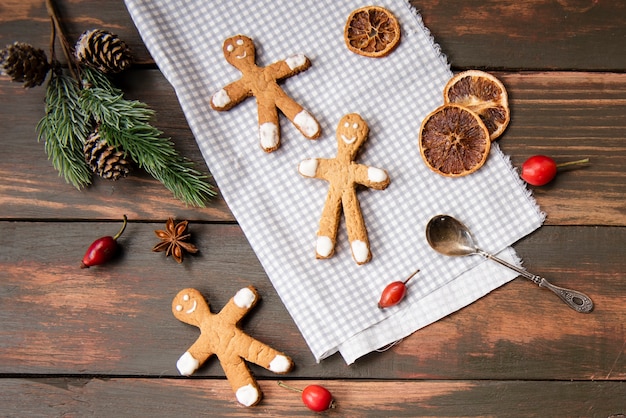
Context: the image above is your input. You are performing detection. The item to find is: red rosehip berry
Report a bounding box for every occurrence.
[80,215,127,268]
[277,381,336,412]
[378,269,420,309]
[521,155,589,186]
[302,384,335,412]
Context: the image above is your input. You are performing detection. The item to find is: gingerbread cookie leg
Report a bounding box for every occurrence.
[232,331,293,374]
[275,93,320,140]
[219,354,263,407]
[341,187,372,264]
[316,186,343,259]
[257,96,281,152]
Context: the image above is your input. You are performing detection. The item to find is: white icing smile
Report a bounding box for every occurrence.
[341,134,356,144]
[185,300,197,314]
[236,51,247,59]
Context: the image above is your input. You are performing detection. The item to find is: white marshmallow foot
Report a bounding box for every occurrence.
[176,351,200,376]
[236,383,260,407]
[316,236,334,258]
[294,110,320,138]
[269,354,292,373]
[259,122,279,151]
[351,240,370,264]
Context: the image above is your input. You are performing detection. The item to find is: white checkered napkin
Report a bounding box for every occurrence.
[125,0,544,363]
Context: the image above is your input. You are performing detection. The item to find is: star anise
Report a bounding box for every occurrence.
[152,217,198,263]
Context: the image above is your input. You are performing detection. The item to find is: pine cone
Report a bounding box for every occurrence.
[84,129,132,180]
[0,42,50,88]
[75,29,132,74]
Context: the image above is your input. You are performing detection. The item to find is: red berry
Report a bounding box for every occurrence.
[378,269,419,309]
[521,155,557,186]
[277,381,335,412]
[80,215,127,268]
[521,155,589,186]
[302,385,335,412]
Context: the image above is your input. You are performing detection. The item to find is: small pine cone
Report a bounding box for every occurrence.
[84,129,132,180]
[75,29,132,73]
[0,42,50,88]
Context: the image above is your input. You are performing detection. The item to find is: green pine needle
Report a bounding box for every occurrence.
[36,69,92,189]
[80,68,215,206]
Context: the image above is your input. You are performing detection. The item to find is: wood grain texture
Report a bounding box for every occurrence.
[1,1,625,416]
[1,222,623,380]
[1,379,624,417]
[2,71,625,225]
[2,1,626,70]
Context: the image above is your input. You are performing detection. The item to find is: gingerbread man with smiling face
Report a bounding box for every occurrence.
[172,287,293,407]
[298,113,390,265]
[210,35,321,152]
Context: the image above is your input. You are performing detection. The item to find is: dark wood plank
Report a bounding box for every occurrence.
[1,222,623,380]
[418,0,626,71]
[2,71,625,225]
[2,1,626,71]
[1,378,624,417]
[499,71,626,226]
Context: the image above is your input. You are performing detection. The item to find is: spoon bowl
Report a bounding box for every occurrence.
[425,215,478,257]
[425,214,593,313]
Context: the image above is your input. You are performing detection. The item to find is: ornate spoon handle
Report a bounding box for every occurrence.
[479,250,594,313]
[537,278,594,313]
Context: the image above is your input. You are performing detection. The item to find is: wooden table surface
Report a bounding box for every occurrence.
[1,1,625,416]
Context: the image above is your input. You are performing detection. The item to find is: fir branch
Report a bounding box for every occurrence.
[36,68,92,188]
[79,68,215,206]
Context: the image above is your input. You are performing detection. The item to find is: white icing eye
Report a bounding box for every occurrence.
[353,123,358,129]
[226,44,234,52]
[344,122,350,128]
[236,39,244,45]
[183,294,189,301]
[175,305,183,312]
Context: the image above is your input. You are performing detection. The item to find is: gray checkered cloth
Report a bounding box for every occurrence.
[125,0,544,363]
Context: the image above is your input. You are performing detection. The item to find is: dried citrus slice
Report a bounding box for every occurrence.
[344,6,401,58]
[443,70,510,141]
[419,104,491,177]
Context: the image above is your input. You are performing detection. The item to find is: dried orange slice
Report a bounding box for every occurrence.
[443,70,510,141]
[344,6,401,58]
[419,104,491,177]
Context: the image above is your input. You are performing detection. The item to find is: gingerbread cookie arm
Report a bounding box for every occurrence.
[352,163,390,190]
[266,54,311,80]
[176,337,215,376]
[298,157,334,180]
[219,287,259,324]
[211,80,251,111]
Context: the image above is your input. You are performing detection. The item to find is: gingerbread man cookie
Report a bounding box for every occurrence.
[172,287,293,407]
[298,113,390,264]
[211,35,321,152]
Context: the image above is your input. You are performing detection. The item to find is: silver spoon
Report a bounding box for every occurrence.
[425,214,593,313]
